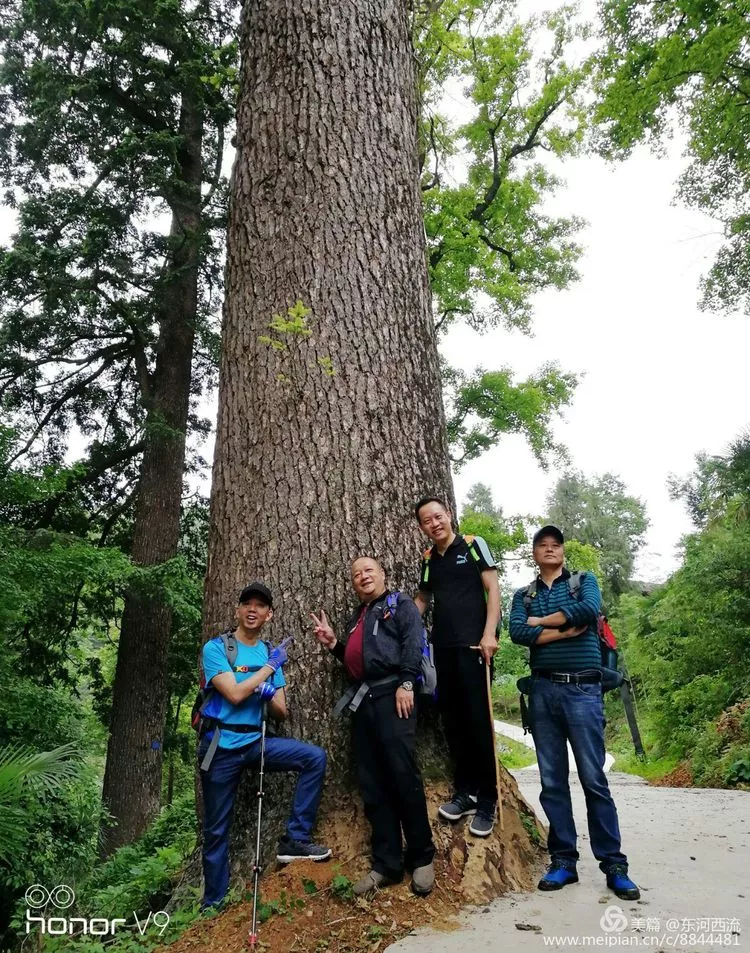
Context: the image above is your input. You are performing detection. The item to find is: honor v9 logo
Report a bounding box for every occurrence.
[24,885,171,937]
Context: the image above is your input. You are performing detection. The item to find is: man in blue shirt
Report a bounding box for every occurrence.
[199,582,330,909]
[509,527,640,902]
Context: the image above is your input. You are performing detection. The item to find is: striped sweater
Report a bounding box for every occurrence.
[509,569,602,673]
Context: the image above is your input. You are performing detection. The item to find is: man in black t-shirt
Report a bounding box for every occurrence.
[414,496,502,836]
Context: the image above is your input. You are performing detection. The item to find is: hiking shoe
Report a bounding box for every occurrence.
[411,862,435,895]
[469,801,496,837]
[438,792,478,821]
[538,861,579,891]
[276,838,332,863]
[353,870,399,896]
[605,865,640,901]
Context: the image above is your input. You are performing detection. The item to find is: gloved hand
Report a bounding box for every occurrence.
[254,681,277,700]
[266,635,294,672]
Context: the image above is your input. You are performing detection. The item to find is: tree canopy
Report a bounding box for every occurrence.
[593,0,750,314]
[613,432,750,786]
[546,470,649,601]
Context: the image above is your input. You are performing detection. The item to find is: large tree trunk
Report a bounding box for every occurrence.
[202,0,456,873]
[100,88,204,855]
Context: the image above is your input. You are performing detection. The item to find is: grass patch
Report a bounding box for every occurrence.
[496,732,536,770]
[491,680,522,723]
[603,692,682,781]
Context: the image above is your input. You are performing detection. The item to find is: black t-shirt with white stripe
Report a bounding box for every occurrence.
[418,534,496,648]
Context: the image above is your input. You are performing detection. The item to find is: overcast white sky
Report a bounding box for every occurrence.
[446,144,750,584]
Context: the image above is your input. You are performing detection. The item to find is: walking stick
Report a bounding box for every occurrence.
[248,704,268,949]
[484,659,504,832]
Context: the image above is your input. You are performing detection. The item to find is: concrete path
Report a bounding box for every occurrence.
[494,719,616,773]
[388,771,750,953]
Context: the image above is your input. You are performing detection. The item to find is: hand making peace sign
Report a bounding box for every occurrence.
[310,609,337,650]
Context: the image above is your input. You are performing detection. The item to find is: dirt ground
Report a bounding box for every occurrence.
[159,777,544,953]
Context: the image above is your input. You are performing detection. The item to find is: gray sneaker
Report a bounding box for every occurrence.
[276,838,332,863]
[353,870,399,896]
[438,792,478,821]
[411,861,435,895]
[468,807,495,837]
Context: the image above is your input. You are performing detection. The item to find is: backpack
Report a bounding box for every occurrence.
[520,572,622,691]
[420,534,502,636]
[378,592,437,698]
[192,631,271,770]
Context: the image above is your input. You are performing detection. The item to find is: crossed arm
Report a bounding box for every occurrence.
[508,587,592,647]
[211,666,287,720]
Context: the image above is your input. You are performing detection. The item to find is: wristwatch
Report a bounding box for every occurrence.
[400,680,414,692]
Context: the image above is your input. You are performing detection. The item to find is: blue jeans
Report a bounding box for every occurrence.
[199,736,327,907]
[529,677,627,872]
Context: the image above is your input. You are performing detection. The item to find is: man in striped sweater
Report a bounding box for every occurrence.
[509,525,640,901]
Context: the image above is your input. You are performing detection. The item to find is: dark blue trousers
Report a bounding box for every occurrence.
[529,677,628,872]
[199,736,327,908]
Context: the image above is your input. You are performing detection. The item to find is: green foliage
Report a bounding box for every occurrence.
[411,2,589,465]
[460,483,530,675]
[415,1,590,332]
[0,435,203,929]
[610,439,750,787]
[563,539,602,576]
[446,363,578,468]
[593,0,750,314]
[492,677,521,719]
[258,300,337,384]
[13,793,202,953]
[0,652,103,915]
[459,482,527,569]
[257,889,306,924]
[0,0,233,536]
[669,433,750,529]
[546,471,649,602]
[329,873,355,901]
[725,757,750,787]
[0,429,202,713]
[520,810,543,846]
[0,742,83,865]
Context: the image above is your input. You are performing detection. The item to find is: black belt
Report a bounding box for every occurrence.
[533,669,601,684]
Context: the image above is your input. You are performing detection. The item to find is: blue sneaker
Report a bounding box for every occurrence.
[605,865,640,900]
[538,861,579,891]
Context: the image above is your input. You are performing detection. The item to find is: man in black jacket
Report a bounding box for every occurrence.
[311,556,435,896]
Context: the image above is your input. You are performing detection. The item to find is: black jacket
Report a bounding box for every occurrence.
[332,590,422,685]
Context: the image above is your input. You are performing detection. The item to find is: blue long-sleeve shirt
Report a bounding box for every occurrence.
[509,569,602,673]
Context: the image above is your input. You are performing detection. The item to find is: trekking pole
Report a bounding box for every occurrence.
[470,646,505,831]
[484,660,505,832]
[248,704,268,949]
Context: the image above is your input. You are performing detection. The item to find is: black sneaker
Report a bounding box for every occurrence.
[469,802,495,837]
[438,792,478,821]
[276,838,332,863]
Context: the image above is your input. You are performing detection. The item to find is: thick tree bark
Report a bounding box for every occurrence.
[202,0,456,873]
[100,88,204,854]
